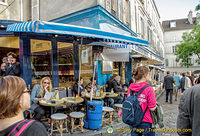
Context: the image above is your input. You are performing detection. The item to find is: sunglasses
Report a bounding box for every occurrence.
[43,82,50,84]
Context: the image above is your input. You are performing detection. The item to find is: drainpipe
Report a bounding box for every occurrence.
[37,0,40,20]
[20,0,23,21]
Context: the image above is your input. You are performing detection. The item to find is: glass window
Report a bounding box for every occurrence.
[31,39,52,86]
[79,45,93,86]
[57,42,74,88]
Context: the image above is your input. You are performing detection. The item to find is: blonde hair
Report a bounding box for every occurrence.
[0,76,26,119]
[39,77,52,97]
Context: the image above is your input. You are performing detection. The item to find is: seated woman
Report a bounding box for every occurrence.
[72,77,87,97]
[0,76,47,136]
[85,77,97,92]
[72,77,88,110]
[30,77,52,121]
[106,74,117,92]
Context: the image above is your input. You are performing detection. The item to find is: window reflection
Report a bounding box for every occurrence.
[31,39,52,86]
[58,42,74,88]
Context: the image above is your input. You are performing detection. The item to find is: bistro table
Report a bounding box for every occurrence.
[105,92,118,98]
[39,99,64,114]
[85,92,106,100]
[62,97,84,111]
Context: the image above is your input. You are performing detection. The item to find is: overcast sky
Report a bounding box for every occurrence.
[154,0,200,21]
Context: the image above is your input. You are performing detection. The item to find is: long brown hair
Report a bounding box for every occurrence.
[132,66,149,81]
[39,77,52,97]
[0,76,26,119]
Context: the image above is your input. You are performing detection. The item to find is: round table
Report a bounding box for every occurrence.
[105,92,118,98]
[85,92,106,99]
[62,97,84,111]
[39,99,64,114]
[62,97,84,104]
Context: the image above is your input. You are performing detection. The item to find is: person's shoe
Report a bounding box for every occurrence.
[170,102,173,104]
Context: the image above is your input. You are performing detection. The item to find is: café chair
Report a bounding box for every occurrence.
[50,113,68,136]
[102,106,114,127]
[69,112,85,133]
[113,104,123,121]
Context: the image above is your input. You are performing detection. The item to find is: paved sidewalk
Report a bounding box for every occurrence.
[60,90,180,136]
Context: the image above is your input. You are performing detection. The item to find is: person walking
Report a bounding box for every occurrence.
[173,72,181,101]
[177,84,200,136]
[163,71,174,104]
[127,66,156,136]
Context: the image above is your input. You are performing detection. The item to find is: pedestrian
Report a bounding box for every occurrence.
[0,76,47,136]
[30,77,52,121]
[177,84,200,136]
[173,72,181,101]
[195,74,200,84]
[5,52,20,76]
[187,72,194,86]
[127,66,156,136]
[163,71,174,104]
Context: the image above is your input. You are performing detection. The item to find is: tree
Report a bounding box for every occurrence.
[175,25,200,67]
[196,4,200,11]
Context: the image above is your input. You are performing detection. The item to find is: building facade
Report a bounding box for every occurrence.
[162,11,200,73]
[1,0,164,88]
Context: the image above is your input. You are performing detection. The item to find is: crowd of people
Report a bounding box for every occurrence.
[163,71,200,104]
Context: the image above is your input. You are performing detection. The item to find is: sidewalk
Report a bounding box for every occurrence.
[61,90,166,136]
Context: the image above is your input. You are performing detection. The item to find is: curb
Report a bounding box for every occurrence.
[156,89,165,101]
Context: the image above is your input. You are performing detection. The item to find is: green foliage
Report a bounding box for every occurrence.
[196,4,200,11]
[175,25,200,67]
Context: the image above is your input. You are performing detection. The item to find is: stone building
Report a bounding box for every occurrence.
[162,11,200,73]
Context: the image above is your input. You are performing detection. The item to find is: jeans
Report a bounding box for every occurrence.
[130,122,155,136]
[108,95,123,108]
[166,89,173,103]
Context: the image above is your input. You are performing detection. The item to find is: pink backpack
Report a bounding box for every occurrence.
[8,119,35,136]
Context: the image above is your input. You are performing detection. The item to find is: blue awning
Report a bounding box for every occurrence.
[6,21,148,46]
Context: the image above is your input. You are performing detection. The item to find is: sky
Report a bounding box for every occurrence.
[154,0,200,21]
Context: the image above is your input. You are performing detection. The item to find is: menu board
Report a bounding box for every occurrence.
[102,61,113,74]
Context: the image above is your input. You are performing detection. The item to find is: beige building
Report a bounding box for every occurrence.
[0,0,164,64]
[162,11,200,73]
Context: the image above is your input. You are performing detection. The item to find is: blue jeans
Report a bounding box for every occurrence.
[130,122,155,136]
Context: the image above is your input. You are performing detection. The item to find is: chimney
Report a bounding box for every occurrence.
[188,10,193,24]
[196,12,200,24]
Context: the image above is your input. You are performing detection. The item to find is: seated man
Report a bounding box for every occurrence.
[108,76,127,108]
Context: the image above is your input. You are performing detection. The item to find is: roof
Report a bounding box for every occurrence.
[6,21,148,46]
[162,18,196,32]
[49,5,137,37]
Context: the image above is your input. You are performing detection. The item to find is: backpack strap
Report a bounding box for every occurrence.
[8,119,35,136]
[130,85,150,97]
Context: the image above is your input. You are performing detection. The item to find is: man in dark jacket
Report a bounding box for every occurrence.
[177,84,200,136]
[163,71,174,104]
[4,52,20,76]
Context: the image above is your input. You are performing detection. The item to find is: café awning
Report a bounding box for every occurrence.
[6,21,148,46]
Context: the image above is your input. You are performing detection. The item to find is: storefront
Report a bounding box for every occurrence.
[0,20,22,63]
[7,20,148,89]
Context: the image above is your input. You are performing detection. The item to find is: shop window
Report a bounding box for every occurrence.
[113,62,119,75]
[57,42,74,88]
[79,45,93,86]
[31,39,52,86]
